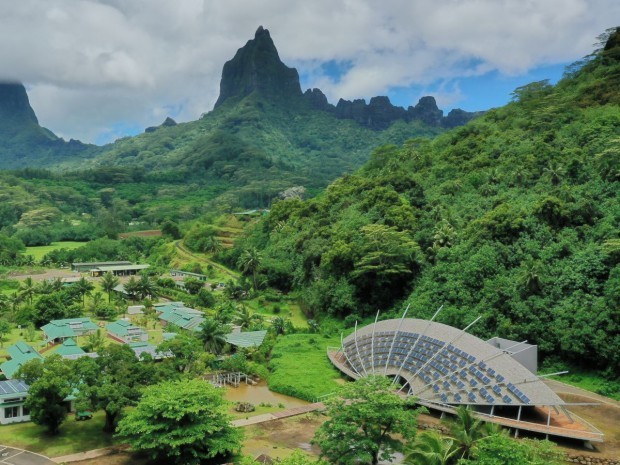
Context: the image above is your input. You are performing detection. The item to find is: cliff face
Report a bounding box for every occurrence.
[214,26,302,108]
[0,83,40,131]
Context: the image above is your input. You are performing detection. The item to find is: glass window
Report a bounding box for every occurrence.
[5,406,20,418]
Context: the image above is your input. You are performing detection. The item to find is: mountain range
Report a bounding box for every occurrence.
[0,26,479,193]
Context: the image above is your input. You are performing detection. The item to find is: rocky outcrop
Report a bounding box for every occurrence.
[145,117,177,133]
[214,26,302,108]
[303,88,333,112]
[0,82,40,128]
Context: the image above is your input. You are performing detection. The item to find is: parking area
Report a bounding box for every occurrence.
[0,446,55,465]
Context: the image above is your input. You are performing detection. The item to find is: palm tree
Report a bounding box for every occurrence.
[199,318,229,354]
[237,247,263,291]
[446,406,487,460]
[101,272,120,303]
[75,277,95,308]
[7,292,22,314]
[19,277,37,306]
[203,236,223,255]
[233,304,263,329]
[123,276,140,302]
[405,431,457,465]
[137,274,157,300]
[518,259,543,295]
[270,316,291,335]
[89,292,105,315]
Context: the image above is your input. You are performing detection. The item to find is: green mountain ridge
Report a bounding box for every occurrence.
[235,27,620,375]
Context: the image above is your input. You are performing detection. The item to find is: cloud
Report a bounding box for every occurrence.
[1,0,617,143]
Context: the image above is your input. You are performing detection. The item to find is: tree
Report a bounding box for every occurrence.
[199,318,229,354]
[270,316,292,335]
[405,431,457,465]
[19,277,37,306]
[158,333,209,373]
[75,277,95,308]
[237,247,263,291]
[184,277,204,295]
[0,319,11,348]
[457,434,562,465]
[446,406,488,461]
[17,356,74,434]
[136,274,157,300]
[123,276,140,301]
[116,379,243,465]
[313,376,421,465]
[101,272,120,303]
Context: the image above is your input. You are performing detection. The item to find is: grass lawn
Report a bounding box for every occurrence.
[0,327,42,359]
[25,241,86,261]
[246,297,308,329]
[0,411,119,457]
[268,333,344,401]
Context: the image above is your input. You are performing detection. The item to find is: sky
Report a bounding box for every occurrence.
[1,0,618,145]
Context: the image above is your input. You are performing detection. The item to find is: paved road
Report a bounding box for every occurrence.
[0,446,55,465]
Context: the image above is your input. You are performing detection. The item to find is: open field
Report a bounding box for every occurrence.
[25,242,86,261]
[0,411,117,458]
[268,334,343,401]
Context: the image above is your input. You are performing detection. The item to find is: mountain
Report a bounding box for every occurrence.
[0,27,480,215]
[240,27,620,375]
[0,83,96,169]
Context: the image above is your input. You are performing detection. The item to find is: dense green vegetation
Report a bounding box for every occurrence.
[236,30,620,381]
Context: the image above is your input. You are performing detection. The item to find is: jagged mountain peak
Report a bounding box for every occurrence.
[214,26,302,108]
[0,82,39,125]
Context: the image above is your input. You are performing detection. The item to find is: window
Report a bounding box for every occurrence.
[5,406,20,418]
[22,405,29,416]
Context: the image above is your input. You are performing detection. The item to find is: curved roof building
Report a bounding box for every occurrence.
[328,317,604,444]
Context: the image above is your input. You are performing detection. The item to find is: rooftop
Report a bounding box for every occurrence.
[225,330,268,348]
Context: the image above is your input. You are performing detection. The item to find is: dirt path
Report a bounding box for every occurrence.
[173,240,238,279]
[545,379,620,408]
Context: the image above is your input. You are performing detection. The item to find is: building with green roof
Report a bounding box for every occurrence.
[42,318,99,344]
[225,330,268,349]
[129,342,172,360]
[55,338,86,358]
[0,342,43,379]
[107,320,148,343]
[0,379,30,424]
[157,303,205,332]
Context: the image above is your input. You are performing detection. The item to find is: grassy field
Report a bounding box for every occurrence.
[246,298,308,328]
[548,370,620,401]
[25,241,86,261]
[268,333,343,401]
[0,411,118,457]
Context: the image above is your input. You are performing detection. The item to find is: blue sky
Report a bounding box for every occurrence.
[2,1,617,144]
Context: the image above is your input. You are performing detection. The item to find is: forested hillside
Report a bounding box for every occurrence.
[234,29,620,376]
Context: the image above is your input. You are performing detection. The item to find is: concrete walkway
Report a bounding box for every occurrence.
[231,402,324,427]
[0,446,55,465]
[52,446,128,464]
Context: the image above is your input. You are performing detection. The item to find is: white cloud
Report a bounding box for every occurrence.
[1,0,617,143]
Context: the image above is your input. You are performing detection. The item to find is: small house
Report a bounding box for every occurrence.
[42,318,98,345]
[107,320,148,343]
[0,342,43,379]
[0,379,30,425]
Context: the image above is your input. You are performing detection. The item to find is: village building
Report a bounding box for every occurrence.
[42,318,98,345]
[71,261,132,272]
[224,330,268,349]
[156,302,205,332]
[0,342,43,379]
[90,264,150,277]
[170,269,208,281]
[0,379,30,425]
[127,305,145,315]
[129,342,172,361]
[107,320,149,343]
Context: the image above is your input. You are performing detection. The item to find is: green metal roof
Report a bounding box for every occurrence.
[55,338,86,357]
[107,320,147,338]
[225,330,268,348]
[95,264,150,272]
[1,342,43,379]
[158,306,204,331]
[42,318,98,340]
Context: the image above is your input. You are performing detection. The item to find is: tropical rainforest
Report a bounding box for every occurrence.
[232,29,620,380]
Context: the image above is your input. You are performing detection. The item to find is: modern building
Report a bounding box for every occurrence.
[42,318,99,344]
[107,320,148,343]
[328,316,604,446]
[71,261,132,272]
[170,270,208,281]
[55,338,86,358]
[0,379,30,425]
[0,342,43,379]
[90,264,150,277]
